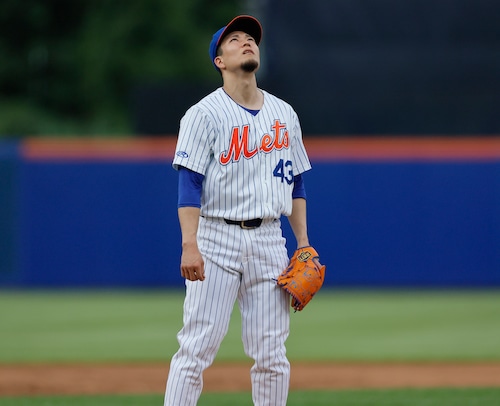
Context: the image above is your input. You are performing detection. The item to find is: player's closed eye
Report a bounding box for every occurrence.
[229,35,254,43]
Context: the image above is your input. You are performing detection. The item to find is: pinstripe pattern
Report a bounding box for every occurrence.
[173,87,311,220]
[164,218,290,406]
[166,86,310,405]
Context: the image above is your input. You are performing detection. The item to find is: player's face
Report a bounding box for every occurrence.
[217,31,260,73]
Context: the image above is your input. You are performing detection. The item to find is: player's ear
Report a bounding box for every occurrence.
[214,56,225,70]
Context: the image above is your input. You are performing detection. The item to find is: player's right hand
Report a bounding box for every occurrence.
[180,243,205,281]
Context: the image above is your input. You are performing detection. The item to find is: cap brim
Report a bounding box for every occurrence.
[217,15,262,47]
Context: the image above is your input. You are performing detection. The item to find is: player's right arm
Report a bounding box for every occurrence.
[177,166,205,281]
[178,207,205,281]
[173,106,212,282]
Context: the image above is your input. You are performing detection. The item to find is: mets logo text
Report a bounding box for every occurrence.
[219,120,289,165]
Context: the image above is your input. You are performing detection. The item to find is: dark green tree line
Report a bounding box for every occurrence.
[0,0,239,136]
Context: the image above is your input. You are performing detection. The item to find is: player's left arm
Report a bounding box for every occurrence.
[287,197,324,272]
[287,111,312,248]
[287,197,309,248]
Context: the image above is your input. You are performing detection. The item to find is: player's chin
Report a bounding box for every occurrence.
[241,59,259,73]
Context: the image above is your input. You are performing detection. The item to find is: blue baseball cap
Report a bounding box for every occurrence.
[209,15,263,72]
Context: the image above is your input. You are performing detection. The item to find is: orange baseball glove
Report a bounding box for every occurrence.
[276,246,326,311]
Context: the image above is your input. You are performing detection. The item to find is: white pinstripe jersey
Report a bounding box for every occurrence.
[172,87,312,220]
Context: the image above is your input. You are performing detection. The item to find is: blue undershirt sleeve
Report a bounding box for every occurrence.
[292,174,307,199]
[179,167,303,206]
[178,166,204,208]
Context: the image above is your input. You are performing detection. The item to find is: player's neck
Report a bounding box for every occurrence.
[222,76,262,110]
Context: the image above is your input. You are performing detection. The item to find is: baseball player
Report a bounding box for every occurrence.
[164,15,313,406]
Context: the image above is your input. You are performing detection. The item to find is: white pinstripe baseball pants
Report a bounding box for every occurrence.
[164,217,291,406]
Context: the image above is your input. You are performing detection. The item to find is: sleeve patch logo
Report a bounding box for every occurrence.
[176,151,189,158]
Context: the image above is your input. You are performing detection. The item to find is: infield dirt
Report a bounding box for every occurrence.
[2,362,500,396]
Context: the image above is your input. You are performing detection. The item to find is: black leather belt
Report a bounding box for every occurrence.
[224,218,263,229]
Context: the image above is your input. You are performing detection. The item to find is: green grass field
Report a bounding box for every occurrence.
[2,388,500,406]
[1,289,500,405]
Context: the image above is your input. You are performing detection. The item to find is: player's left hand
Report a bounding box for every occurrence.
[276,246,326,311]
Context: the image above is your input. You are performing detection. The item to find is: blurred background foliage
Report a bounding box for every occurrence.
[0,0,240,137]
[1,0,498,137]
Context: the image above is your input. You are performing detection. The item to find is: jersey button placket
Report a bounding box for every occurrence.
[256,117,269,217]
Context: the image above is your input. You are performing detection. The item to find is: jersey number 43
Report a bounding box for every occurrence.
[273,159,294,184]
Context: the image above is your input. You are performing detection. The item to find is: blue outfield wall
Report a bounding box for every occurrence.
[0,138,499,288]
[17,161,179,287]
[297,162,500,287]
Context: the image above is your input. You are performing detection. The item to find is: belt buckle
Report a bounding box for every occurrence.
[240,221,255,230]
